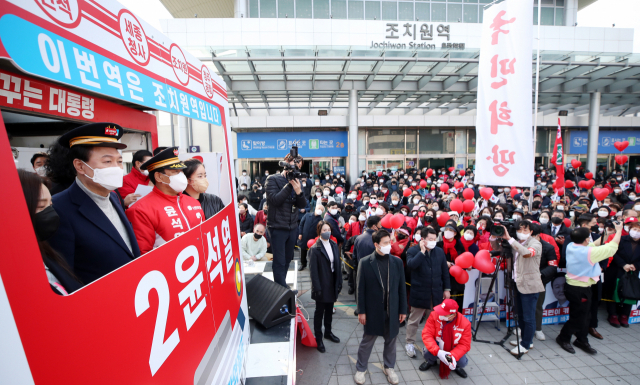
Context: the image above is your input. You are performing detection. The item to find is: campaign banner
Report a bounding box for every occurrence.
[0,68,155,131]
[461,269,506,322]
[541,275,570,325]
[237,131,349,159]
[475,0,534,187]
[0,0,224,126]
[569,131,640,155]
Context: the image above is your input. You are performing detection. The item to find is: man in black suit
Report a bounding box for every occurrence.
[48,123,141,285]
[354,229,407,385]
[352,216,381,315]
[542,209,571,245]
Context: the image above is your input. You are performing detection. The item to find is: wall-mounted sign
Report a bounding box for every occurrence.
[370,23,465,50]
[569,131,640,155]
[237,131,348,159]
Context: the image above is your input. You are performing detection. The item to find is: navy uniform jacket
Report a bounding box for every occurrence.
[48,181,141,286]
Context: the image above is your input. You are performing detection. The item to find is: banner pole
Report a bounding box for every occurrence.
[532,0,541,175]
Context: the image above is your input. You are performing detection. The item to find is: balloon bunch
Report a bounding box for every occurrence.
[448,250,495,284]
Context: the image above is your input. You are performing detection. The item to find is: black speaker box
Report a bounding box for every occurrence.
[246,274,295,328]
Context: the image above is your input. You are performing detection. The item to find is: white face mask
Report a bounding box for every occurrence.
[557,205,564,211]
[630,229,640,240]
[401,210,408,215]
[315,181,320,185]
[315,209,323,216]
[323,190,330,196]
[414,233,422,241]
[240,187,246,190]
[379,244,392,255]
[625,225,630,232]
[329,208,338,215]
[375,207,384,216]
[517,232,530,241]
[513,215,521,221]
[358,214,366,221]
[498,188,503,193]
[316,192,322,197]
[82,161,123,191]
[141,169,149,176]
[370,198,377,204]
[539,217,549,224]
[444,230,455,240]
[373,186,379,191]
[426,240,437,249]
[161,172,189,193]
[349,219,355,224]
[35,166,47,176]
[598,211,608,218]
[302,183,306,187]
[598,227,604,233]
[392,200,399,205]
[432,205,439,210]
[413,198,420,204]
[635,205,640,211]
[242,172,246,176]
[630,195,637,200]
[463,232,474,241]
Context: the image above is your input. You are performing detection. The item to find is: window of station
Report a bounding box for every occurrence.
[418,128,455,155]
[368,129,405,155]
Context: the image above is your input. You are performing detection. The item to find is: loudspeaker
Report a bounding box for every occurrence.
[246,274,295,328]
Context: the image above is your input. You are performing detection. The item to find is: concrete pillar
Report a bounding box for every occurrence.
[234,0,248,18]
[178,115,189,155]
[348,89,359,186]
[587,92,601,174]
[563,0,578,27]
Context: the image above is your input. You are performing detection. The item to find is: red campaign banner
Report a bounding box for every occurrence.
[0,111,245,383]
[0,68,156,132]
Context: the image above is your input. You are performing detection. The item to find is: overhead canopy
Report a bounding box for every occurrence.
[200,47,640,117]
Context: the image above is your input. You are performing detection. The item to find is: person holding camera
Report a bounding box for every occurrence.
[490,220,544,356]
[265,151,308,288]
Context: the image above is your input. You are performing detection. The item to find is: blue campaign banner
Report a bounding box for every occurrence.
[237,131,348,159]
[333,166,346,175]
[0,14,221,126]
[569,131,640,154]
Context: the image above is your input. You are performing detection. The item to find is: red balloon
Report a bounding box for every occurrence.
[463,188,475,200]
[556,187,565,196]
[335,187,343,194]
[462,199,475,213]
[426,168,433,177]
[377,171,383,176]
[614,140,629,152]
[459,170,466,176]
[307,238,316,248]
[473,250,495,274]
[391,213,405,229]
[586,179,595,189]
[615,155,629,165]
[571,159,582,169]
[454,181,464,189]
[455,252,474,269]
[420,179,427,188]
[585,172,593,180]
[403,188,412,197]
[593,188,609,201]
[448,167,455,173]
[450,198,463,213]
[440,184,450,193]
[449,265,469,284]
[563,218,572,228]
[510,188,518,198]
[437,212,450,227]
[578,180,586,189]
[565,180,574,189]
[480,187,493,201]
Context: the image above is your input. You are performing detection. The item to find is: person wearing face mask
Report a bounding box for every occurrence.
[240,223,267,261]
[404,227,451,360]
[530,224,558,342]
[30,152,49,177]
[47,123,141,285]
[324,202,345,245]
[18,169,82,295]
[352,216,382,313]
[118,149,152,208]
[236,203,255,237]
[389,192,402,212]
[438,224,466,310]
[490,221,544,356]
[182,158,225,219]
[611,185,629,205]
[298,204,326,271]
[260,170,270,186]
[126,147,205,255]
[354,229,407,385]
[460,226,479,255]
[542,210,571,248]
[239,169,251,187]
[309,221,343,353]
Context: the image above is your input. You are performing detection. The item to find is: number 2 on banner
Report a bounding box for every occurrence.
[135,271,181,376]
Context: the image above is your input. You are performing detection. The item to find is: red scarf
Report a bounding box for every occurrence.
[439,319,455,379]
[460,237,475,252]
[442,237,458,261]
[240,213,247,222]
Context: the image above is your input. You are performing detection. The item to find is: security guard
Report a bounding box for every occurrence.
[126,147,205,254]
[48,123,141,286]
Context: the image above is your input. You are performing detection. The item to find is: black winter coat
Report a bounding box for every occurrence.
[265,174,308,230]
[353,229,376,264]
[357,252,407,338]
[299,212,324,244]
[539,239,558,286]
[309,240,342,303]
[198,193,225,220]
[406,245,450,309]
[324,212,344,244]
[612,235,640,279]
[238,214,254,234]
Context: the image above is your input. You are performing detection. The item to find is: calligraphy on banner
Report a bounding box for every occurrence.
[474,0,534,187]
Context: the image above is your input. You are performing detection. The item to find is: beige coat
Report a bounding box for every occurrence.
[491,236,544,294]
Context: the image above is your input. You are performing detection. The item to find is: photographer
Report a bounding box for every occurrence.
[265,149,308,288]
[490,220,544,356]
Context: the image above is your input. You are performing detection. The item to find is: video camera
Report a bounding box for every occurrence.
[490,219,517,238]
[278,146,308,181]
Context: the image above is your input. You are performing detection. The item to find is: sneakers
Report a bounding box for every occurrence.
[511,327,522,336]
[354,371,366,385]
[620,315,630,328]
[535,330,546,341]
[382,367,399,385]
[510,340,533,349]
[608,315,621,328]
[510,344,529,356]
[405,343,416,358]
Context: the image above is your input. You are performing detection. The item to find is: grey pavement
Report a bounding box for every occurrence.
[292,251,640,385]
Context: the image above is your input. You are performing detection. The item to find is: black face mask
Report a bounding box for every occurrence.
[346,205,353,211]
[35,205,60,241]
[263,209,268,215]
[551,216,563,225]
[524,192,530,197]
[590,225,599,233]
[254,233,263,240]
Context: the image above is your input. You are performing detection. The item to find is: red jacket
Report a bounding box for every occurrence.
[346,221,363,240]
[477,230,492,251]
[126,187,205,254]
[422,311,472,361]
[254,210,267,226]
[390,238,409,259]
[119,167,149,200]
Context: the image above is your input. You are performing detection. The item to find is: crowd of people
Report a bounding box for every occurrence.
[235,160,639,384]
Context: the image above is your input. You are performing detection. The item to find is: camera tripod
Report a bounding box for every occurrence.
[471,245,526,359]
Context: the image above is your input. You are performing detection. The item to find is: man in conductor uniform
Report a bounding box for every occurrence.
[48,123,141,285]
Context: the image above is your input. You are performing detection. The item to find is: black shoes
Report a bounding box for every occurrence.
[454,368,468,378]
[324,332,340,343]
[316,337,325,353]
[573,340,597,355]
[348,287,355,295]
[354,310,358,316]
[419,361,434,371]
[298,264,306,271]
[556,336,575,354]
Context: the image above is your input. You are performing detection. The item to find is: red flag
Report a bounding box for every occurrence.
[550,118,564,191]
[296,306,317,347]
